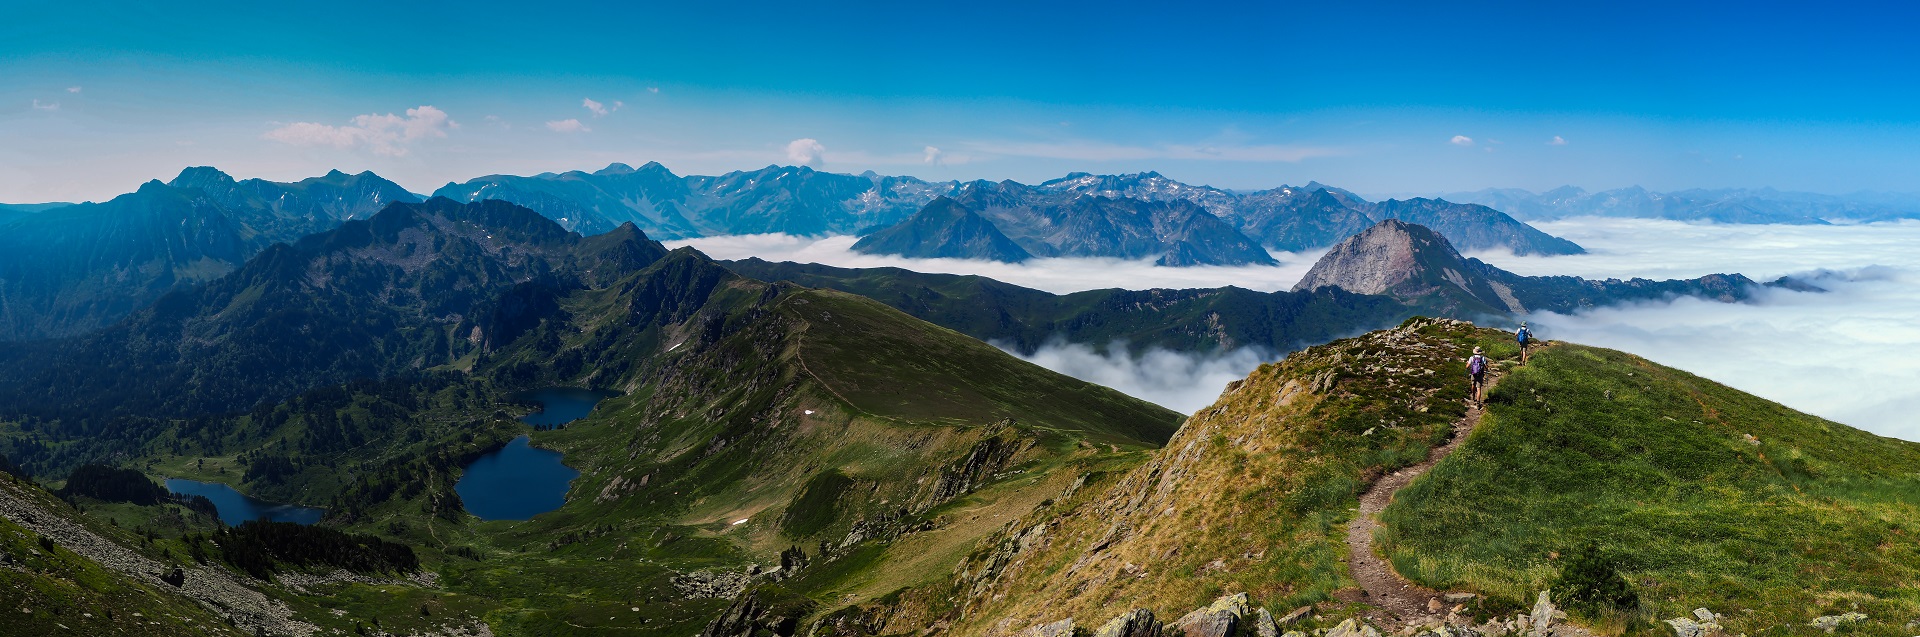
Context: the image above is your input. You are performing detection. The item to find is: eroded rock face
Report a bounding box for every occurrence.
[1293,219,1439,296]
[1170,593,1250,637]
[1094,609,1164,637]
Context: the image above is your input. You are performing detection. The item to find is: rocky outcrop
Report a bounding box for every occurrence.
[1810,612,1866,633]
[1094,609,1165,637]
[1293,219,1759,316]
[0,477,318,635]
[1169,593,1250,637]
[698,587,815,637]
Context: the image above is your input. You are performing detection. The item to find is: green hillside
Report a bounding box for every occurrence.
[1380,344,1920,635]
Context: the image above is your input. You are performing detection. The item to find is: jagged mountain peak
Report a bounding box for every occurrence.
[595,162,637,175]
[169,166,237,189]
[1293,219,1464,296]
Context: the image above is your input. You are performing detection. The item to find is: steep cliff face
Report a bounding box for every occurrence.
[1292,220,1512,315]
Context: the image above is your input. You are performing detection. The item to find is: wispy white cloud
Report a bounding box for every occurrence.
[483,115,510,130]
[1548,135,1568,146]
[583,97,622,117]
[1450,135,1474,146]
[31,99,59,111]
[961,139,1339,163]
[546,118,590,133]
[65,86,81,94]
[923,146,944,165]
[263,105,455,156]
[647,86,660,94]
[786,138,826,167]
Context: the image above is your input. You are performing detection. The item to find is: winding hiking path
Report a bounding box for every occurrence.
[1343,375,1497,629]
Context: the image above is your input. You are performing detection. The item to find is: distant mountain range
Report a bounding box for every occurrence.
[434,164,1585,260]
[853,183,1279,266]
[432,162,948,238]
[1437,185,1920,224]
[0,168,419,341]
[1038,172,1583,255]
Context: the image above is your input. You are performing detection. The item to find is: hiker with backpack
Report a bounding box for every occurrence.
[1467,347,1489,406]
[1516,322,1534,365]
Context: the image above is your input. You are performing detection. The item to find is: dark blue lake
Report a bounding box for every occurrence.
[455,435,581,520]
[165,479,325,526]
[454,387,612,520]
[512,387,619,427]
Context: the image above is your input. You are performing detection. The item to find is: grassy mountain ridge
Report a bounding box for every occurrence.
[722,258,1416,355]
[793,320,1920,637]
[1380,344,1920,635]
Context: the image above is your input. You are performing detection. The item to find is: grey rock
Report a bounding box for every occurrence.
[1018,618,1076,637]
[1278,606,1314,626]
[1252,608,1281,637]
[1171,593,1251,637]
[1096,609,1163,637]
[1529,591,1556,632]
[1326,618,1383,637]
[1811,613,1867,633]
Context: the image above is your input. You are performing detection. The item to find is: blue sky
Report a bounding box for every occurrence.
[5,0,1920,202]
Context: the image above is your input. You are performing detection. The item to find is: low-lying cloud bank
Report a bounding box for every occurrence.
[1466,219,1920,441]
[678,221,1920,441]
[669,234,1324,294]
[993,340,1276,416]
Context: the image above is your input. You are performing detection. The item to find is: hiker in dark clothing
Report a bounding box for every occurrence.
[1467,346,1489,405]
[1516,322,1535,365]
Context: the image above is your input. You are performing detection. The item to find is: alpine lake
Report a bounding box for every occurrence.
[454,387,618,520]
[165,387,615,525]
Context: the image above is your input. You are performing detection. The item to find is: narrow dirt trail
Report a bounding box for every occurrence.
[1343,375,1498,629]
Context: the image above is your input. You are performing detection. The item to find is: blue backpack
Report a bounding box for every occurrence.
[1516,327,1531,344]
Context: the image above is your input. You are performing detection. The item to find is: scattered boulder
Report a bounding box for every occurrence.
[1528,591,1556,632]
[1278,606,1314,626]
[1095,609,1163,637]
[1664,609,1726,637]
[1326,618,1383,637]
[1810,613,1866,633]
[1171,593,1250,637]
[1250,608,1280,637]
[1017,618,1076,637]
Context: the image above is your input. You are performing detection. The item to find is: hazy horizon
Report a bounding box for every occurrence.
[9,2,1920,202]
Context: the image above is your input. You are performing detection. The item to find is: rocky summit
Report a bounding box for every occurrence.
[1293,219,1759,316]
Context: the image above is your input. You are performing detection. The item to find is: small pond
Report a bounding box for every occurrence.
[165,479,325,526]
[455,387,614,520]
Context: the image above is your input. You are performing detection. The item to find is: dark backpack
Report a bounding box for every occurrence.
[1468,355,1486,375]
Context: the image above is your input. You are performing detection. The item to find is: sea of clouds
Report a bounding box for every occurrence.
[672,220,1920,440]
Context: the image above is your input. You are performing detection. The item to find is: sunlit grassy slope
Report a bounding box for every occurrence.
[1381,344,1920,635]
